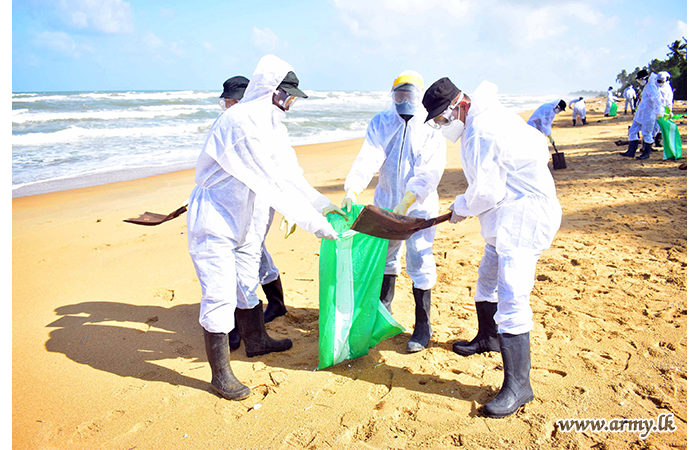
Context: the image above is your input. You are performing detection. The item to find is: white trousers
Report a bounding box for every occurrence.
[628,118,655,144]
[190,206,279,334]
[385,224,437,290]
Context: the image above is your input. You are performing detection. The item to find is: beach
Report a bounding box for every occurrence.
[12,100,688,449]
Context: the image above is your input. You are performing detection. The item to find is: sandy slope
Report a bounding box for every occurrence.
[12,100,687,449]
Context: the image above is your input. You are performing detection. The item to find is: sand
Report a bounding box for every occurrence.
[12,99,688,449]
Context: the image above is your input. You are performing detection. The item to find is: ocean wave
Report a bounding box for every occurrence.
[12,90,220,103]
[12,105,217,124]
[12,122,212,146]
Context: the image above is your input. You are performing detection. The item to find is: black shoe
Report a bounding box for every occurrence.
[620,139,639,157]
[407,286,432,353]
[582,118,587,125]
[203,329,251,400]
[653,132,662,149]
[453,302,500,356]
[262,277,287,323]
[604,114,609,117]
[380,274,397,313]
[636,141,652,160]
[236,302,292,357]
[229,326,241,351]
[572,120,576,126]
[482,332,533,418]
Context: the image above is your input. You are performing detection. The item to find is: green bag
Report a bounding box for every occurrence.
[657,117,683,160]
[317,204,405,370]
[609,102,618,116]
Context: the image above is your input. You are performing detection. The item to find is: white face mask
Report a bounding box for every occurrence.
[441,118,465,143]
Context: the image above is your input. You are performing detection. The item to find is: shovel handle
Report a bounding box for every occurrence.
[418,212,453,230]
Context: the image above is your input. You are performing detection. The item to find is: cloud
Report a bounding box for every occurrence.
[32,31,81,58]
[144,32,162,50]
[51,0,133,34]
[251,27,280,52]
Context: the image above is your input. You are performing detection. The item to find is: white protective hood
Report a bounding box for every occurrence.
[195,54,330,237]
[527,99,560,136]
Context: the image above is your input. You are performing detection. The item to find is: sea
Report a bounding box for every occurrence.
[12,90,563,197]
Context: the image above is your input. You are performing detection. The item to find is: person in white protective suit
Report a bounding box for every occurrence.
[652,71,674,148]
[215,75,294,354]
[568,97,586,126]
[604,86,621,116]
[526,99,567,146]
[619,69,663,160]
[623,85,637,114]
[422,77,562,418]
[187,54,344,401]
[341,70,446,353]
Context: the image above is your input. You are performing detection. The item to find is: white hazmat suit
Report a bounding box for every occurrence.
[652,72,674,138]
[624,86,636,114]
[604,89,619,115]
[629,73,663,144]
[569,98,586,124]
[452,81,562,335]
[343,81,446,290]
[188,54,336,334]
[527,100,563,137]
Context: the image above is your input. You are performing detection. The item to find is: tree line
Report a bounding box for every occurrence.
[614,38,687,100]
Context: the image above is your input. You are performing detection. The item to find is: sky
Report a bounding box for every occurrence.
[10,0,689,95]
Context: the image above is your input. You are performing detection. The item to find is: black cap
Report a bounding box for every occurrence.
[220,76,249,100]
[635,69,649,80]
[558,99,567,111]
[277,71,308,98]
[422,77,460,123]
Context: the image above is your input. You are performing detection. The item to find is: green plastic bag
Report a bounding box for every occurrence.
[609,102,618,117]
[657,117,683,160]
[317,204,405,370]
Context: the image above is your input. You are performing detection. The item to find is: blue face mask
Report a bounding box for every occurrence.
[395,100,416,116]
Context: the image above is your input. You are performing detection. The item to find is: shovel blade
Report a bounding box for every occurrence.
[552,152,567,170]
[124,205,188,226]
[350,205,451,240]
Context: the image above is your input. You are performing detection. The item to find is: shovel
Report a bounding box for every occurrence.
[551,143,567,170]
[124,200,188,226]
[350,204,452,240]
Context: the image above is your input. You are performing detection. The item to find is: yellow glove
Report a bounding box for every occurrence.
[322,203,347,220]
[341,190,358,213]
[393,191,416,216]
[280,216,297,239]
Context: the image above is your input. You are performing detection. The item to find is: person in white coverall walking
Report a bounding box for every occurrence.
[422,77,562,418]
[187,54,344,401]
[623,85,636,114]
[619,69,663,160]
[569,97,587,126]
[526,99,567,146]
[341,70,446,353]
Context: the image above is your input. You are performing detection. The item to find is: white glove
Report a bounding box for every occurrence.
[322,203,347,219]
[314,222,339,240]
[448,203,468,224]
[341,190,357,213]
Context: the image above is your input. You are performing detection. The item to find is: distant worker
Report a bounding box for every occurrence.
[604,87,621,116]
[623,85,637,114]
[569,97,586,126]
[619,69,663,160]
[341,70,447,353]
[652,71,674,147]
[526,99,567,146]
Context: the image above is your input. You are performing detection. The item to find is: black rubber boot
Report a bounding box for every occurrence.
[636,141,652,160]
[262,277,287,323]
[379,274,397,313]
[582,118,587,125]
[229,326,241,351]
[453,302,500,356]
[406,286,432,353]
[620,139,639,157]
[572,119,576,126]
[653,132,662,149]
[482,332,533,418]
[203,329,251,400]
[236,302,292,357]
